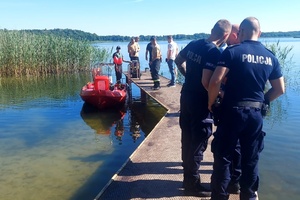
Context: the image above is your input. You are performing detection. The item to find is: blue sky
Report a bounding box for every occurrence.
[0,0,299,37]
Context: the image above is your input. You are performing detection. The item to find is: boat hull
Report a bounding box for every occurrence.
[80,76,127,110]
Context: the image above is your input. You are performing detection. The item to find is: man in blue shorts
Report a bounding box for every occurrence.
[208,17,285,200]
[175,19,232,197]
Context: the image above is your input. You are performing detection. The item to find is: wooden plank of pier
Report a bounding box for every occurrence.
[95,70,239,200]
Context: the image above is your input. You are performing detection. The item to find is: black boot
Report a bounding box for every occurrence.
[183,178,211,197]
[152,81,160,90]
[227,181,240,194]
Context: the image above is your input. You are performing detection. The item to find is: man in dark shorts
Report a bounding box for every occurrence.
[208,17,285,200]
[175,19,232,197]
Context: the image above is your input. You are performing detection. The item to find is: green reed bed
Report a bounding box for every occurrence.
[0,30,110,77]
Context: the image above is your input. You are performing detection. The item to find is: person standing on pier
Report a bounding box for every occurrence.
[208,17,285,200]
[166,35,179,87]
[145,38,153,69]
[112,46,131,83]
[175,19,232,197]
[134,36,140,61]
[213,24,243,195]
[128,37,140,61]
[149,36,162,90]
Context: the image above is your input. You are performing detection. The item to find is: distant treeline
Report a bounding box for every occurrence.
[4,28,300,42]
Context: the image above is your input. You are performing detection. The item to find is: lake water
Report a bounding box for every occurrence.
[0,73,166,200]
[0,38,299,200]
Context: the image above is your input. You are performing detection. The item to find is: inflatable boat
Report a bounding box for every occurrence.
[80,75,127,110]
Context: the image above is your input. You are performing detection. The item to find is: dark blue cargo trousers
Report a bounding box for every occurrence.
[211,107,265,200]
[179,91,212,182]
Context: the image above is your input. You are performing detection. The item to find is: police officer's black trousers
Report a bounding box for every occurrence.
[211,107,264,200]
[230,140,242,184]
[179,91,212,183]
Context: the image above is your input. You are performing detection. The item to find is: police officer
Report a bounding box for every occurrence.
[220,24,243,194]
[208,17,285,200]
[175,19,232,197]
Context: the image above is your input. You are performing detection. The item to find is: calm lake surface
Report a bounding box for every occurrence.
[0,73,166,200]
[0,38,300,200]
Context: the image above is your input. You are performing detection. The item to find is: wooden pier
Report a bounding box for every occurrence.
[95,70,239,200]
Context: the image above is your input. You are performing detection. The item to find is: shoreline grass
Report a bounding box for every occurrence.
[0,30,110,77]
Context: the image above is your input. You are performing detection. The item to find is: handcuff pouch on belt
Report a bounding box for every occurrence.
[261,101,270,117]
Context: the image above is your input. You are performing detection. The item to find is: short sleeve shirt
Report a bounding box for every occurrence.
[168,41,178,60]
[219,40,283,105]
[179,39,221,94]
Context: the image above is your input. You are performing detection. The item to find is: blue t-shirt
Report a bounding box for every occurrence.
[219,40,283,105]
[180,39,221,94]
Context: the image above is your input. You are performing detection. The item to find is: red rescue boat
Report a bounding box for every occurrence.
[80,75,127,110]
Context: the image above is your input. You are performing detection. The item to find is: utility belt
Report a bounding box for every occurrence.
[212,100,268,126]
[234,101,270,117]
[235,101,263,109]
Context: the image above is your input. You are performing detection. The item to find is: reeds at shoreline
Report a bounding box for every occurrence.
[0,30,110,77]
